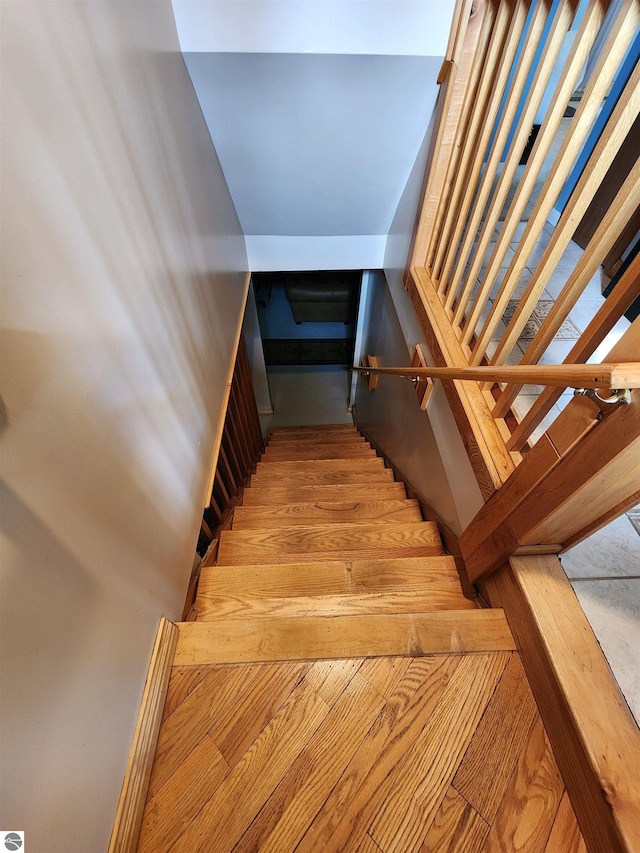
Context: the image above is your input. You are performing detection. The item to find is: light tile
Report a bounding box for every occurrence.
[587,317,632,363]
[570,578,640,724]
[488,267,545,300]
[544,268,604,300]
[563,238,584,263]
[516,238,548,268]
[568,298,605,334]
[561,515,640,579]
[511,395,563,444]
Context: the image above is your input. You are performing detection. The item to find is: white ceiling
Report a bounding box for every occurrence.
[171,1,455,269]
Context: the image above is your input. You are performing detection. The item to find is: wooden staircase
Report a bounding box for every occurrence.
[137,424,588,853]
[176,423,513,665]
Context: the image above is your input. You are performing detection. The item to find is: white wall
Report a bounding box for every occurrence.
[0,3,247,851]
[183,51,444,274]
[353,271,460,531]
[382,120,484,530]
[172,0,455,55]
[243,284,273,415]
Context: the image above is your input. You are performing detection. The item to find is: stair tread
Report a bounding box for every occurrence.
[262,443,375,461]
[232,499,422,528]
[248,468,394,488]
[269,424,357,434]
[175,610,515,664]
[242,483,407,505]
[217,521,444,564]
[198,555,464,597]
[268,433,367,445]
[195,589,476,620]
[256,457,384,472]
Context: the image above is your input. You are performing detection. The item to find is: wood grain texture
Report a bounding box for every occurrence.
[108,618,178,853]
[267,431,364,444]
[208,662,310,768]
[369,651,510,852]
[161,665,211,723]
[248,467,394,488]
[408,267,516,499]
[147,664,261,799]
[453,652,539,823]
[170,680,329,853]
[486,555,640,853]
[197,556,462,599]
[268,424,357,435]
[356,835,384,853]
[138,424,586,853]
[358,656,414,699]
[295,655,465,853]
[195,589,476,621]
[241,482,407,505]
[217,521,444,565]
[174,611,515,665]
[482,717,564,853]
[354,362,639,390]
[137,734,230,853]
[261,442,375,461]
[418,787,489,853]
[137,653,585,853]
[231,498,422,528]
[353,425,474,596]
[544,792,588,853]
[235,673,385,853]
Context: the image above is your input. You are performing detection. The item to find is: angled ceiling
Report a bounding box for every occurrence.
[171,1,455,269]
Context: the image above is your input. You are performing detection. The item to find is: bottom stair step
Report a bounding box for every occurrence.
[174,611,515,665]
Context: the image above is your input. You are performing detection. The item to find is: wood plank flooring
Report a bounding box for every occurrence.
[138,653,585,852]
[137,424,586,852]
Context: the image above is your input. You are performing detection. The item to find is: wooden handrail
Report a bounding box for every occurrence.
[354,362,640,390]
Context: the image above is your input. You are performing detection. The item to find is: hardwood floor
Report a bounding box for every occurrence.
[139,653,583,852]
[136,424,586,852]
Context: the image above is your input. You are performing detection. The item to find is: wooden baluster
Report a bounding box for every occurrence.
[451,0,581,329]
[507,254,640,450]
[475,5,640,365]
[433,1,513,285]
[493,158,640,418]
[440,0,548,310]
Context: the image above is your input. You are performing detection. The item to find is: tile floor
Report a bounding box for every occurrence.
[483,222,639,725]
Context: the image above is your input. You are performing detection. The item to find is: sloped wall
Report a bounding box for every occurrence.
[0,3,247,850]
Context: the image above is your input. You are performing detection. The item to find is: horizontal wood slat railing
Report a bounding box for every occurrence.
[354,361,640,390]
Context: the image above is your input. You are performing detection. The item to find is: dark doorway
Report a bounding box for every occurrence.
[253,270,361,366]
